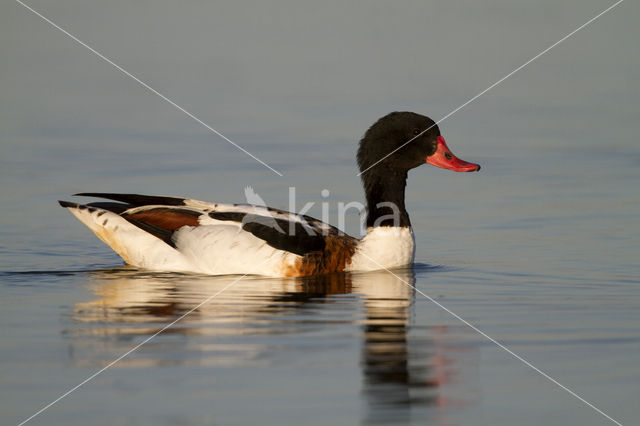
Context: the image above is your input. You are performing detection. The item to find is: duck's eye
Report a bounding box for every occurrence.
[413,129,421,136]
[444,152,453,160]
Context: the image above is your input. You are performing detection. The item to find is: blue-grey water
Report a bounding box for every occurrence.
[1,1,639,425]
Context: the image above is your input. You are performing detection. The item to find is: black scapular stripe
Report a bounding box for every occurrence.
[209,211,326,256]
[208,211,246,222]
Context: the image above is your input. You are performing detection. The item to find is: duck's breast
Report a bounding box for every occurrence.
[347,227,415,271]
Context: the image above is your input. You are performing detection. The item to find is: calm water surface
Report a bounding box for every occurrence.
[2,146,638,425]
[2,1,639,425]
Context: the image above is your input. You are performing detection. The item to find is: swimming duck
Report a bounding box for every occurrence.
[59,112,480,277]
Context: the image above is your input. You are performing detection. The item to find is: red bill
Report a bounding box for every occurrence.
[426,136,480,172]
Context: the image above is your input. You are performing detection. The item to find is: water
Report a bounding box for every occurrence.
[2,1,639,425]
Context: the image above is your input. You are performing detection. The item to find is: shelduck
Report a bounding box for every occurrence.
[59,112,480,277]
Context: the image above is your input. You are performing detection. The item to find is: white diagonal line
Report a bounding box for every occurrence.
[15,0,283,177]
[358,0,624,177]
[356,251,623,426]
[17,266,264,426]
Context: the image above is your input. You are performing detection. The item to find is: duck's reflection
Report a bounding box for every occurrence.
[70,267,469,422]
[357,272,425,423]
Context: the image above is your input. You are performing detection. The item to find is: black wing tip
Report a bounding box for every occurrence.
[73,192,134,197]
[58,200,80,208]
[71,193,187,206]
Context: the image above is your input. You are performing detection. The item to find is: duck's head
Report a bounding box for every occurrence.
[357,111,480,176]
